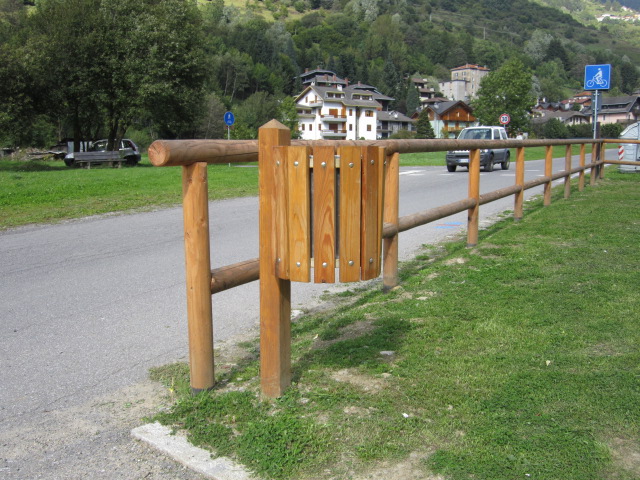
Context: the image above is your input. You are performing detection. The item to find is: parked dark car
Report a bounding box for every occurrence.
[445,126,510,172]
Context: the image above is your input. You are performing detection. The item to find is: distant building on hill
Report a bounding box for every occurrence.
[439,64,490,103]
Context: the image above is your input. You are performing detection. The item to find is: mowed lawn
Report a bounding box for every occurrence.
[0,157,258,229]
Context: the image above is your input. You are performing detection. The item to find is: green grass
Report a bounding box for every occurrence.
[151,170,640,480]
[400,144,595,167]
[0,157,258,229]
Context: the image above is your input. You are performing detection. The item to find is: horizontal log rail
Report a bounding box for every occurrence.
[150,124,640,396]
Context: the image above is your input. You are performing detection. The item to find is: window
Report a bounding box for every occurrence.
[349,124,353,131]
[365,110,373,117]
[301,124,305,131]
[309,124,312,131]
[349,109,353,116]
[367,125,372,132]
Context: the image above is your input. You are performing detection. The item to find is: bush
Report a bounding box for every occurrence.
[542,118,568,139]
[600,123,624,139]
[567,123,593,139]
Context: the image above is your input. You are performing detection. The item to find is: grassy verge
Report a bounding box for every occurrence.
[151,170,639,480]
[0,157,258,229]
[401,144,594,167]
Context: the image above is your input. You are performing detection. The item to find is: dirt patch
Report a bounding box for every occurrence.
[349,451,441,480]
[330,368,387,394]
[443,257,467,266]
[609,437,640,477]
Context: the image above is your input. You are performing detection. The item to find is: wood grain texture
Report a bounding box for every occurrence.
[312,146,336,283]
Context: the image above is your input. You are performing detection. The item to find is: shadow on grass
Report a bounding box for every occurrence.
[0,159,70,172]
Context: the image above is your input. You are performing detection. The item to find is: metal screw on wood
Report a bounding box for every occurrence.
[348,260,354,266]
[322,262,327,267]
[349,162,354,168]
[321,162,326,168]
[294,161,299,167]
[369,258,374,263]
[296,262,301,267]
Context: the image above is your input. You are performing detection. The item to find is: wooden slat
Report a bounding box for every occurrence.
[274,146,289,279]
[338,146,362,282]
[312,146,336,283]
[361,146,381,280]
[287,146,311,282]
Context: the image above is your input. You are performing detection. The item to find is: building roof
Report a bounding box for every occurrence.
[531,110,589,124]
[378,111,415,123]
[295,84,381,109]
[582,95,640,116]
[451,64,490,72]
[427,100,473,116]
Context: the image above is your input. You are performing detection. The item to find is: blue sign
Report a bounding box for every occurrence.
[584,64,611,90]
[224,111,235,126]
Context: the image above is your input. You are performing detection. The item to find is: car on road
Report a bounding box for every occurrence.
[64,138,141,167]
[446,126,510,172]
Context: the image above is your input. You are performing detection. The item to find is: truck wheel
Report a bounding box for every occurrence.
[447,165,457,172]
[501,152,511,170]
[484,154,494,172]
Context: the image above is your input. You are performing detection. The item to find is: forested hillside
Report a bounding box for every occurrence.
[0,0,638,148]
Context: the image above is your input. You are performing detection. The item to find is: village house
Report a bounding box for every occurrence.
[295,82,380,140]
[583,95,640,126]
[294,69,413,140]
[414,100,477,138]
[377,111,415,139]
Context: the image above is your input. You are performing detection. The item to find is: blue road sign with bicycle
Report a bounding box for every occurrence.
[224,111,235,126]
[584,64,611,90]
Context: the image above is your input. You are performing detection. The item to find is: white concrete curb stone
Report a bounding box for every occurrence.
[132,422,255,480]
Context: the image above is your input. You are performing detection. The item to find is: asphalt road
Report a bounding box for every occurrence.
[0,153,612,478]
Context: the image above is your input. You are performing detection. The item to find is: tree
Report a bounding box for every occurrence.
[27,0,206,147]
[543,118,568,139]
[405,82,420,115]
[472,58,535,136]
[415,109,435,139]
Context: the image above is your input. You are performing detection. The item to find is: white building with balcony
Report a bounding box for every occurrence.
[295,83,381,141]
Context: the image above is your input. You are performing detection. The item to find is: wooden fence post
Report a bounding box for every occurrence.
[467,149,480,247]
[599,142,606,179]
[564,145,572,199]
[383,152,399,291]
[544,145,553,206]
[259,120,292,398]
[578,144,586,191]
[182,162,214,394]
[590,142,598,187]
[514,147,525,221]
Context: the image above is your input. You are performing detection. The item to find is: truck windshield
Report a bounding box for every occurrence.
[459,129,491,140]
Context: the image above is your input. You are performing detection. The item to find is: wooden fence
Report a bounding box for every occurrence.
[149,121,639,398]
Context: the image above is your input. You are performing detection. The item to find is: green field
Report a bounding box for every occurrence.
[0,157,258,230]
[150,170,640,480]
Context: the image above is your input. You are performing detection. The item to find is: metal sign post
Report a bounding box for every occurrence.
[224,111,235,167]
[584,64,611,139]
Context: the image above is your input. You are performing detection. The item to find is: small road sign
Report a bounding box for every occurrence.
[224,111,235,126]
[499,113,511,125]
[584,64,611,90]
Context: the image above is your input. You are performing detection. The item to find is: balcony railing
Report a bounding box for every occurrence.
[321,114,347,122]
[321,129,347,137]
